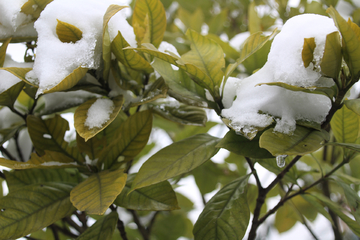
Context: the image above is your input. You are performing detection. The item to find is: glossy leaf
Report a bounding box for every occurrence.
[0,38,11,67]
[43,66,88,94]
[114,173,179,211]
[102,5,129,80]
[259,126,328,156]
[311,192,360,236]
[0,81,25,108]
[70,169,127,215]
[21,0,53,18]
[0,183,75,239]
[330,104,359,143]
[112,31,153,73]
[131,133,220,192]
[193,175,250,240]
[77,211,118,240]
[98,110,153,169]
[56,19,83,43]
[74,96,124,142]
[302,37,316,68]
[132,0,166,48]
[216,130,273,159]
[27,114,83,162]
[320,31,342,79]
[327,7,360,77]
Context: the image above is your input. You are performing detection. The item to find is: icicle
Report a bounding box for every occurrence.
[276,155,287,168]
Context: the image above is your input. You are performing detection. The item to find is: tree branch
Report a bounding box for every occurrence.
[129,210,149,240]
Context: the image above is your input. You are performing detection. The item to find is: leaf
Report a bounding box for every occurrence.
[76,134,107,160]
[324,142,360,153]
[336,179,360,223]
[180,29,225,97]
[248,2,262,34]
[301,194,333,224]
[102,5,129,80]
[320,31,342,79]
[98,110,153,170]
[56,20,83,43]
[70,169,127,215]
[177,7,204,33]
[0,182,75,239]
[130,78,168,107]
[256,158,298,184]
[259,126,328,156]
[130,133,220,192]
[274,201,299,233]
[0,122,24,145]
[302,37,316,68]
[193,175,250,240]
[192,160,223,195]
[43,66,88,94]
[0,38,11,67]
[77,212,118,240]
[74,96,124,142]
[311,192,360,236]
[0,151,80,170]
[330,103,359,143]
[0,81,25,108]
[1,67,33,84]
[20,0,53,19]
[216,130,273,159]
[327,7,360,77]
[345,99,360,115]
[114,173,179,211]
[152,103,207,126]
[132,0,166,48]
[224,29,277,80]
[27,114,83,162]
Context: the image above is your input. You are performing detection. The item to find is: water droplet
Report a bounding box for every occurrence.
[276,155,287,168]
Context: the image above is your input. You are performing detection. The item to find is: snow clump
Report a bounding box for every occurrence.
[85,98,115,129]
[222,14,338,136]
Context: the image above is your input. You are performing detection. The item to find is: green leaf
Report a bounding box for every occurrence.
[152,212,193,240]
[74,96,124,142]
[20,0,53,19]
[132,0,166,48]
[152,102,207,126]
[77,211,118,240]
[327,7,360,77]
[256,158,298,184]
[0,122,24,145]
[112,31,153,73]
[301,194,333,224]
[76,133,107,160]
[259,126,328,156]
[56,19,83,43]
[129,78,168,107]
[311,192,360,236]
[177,7,204,33]
[0,81,25,108]
[98,110,153,169]
[114,173,179,211]
[336,179,360,224]
[43,66,88,94]
[0,38,11,67]
[70,169,127,215]
[131,133,220,191]
[1,67,33,84]
[274,201,299,233]
[302,37,316,68]
[193,175,250,240]
[248,2,262,34]
[192,160,223,195]
[216,130,273,158]
[102,5,129,80]
[27,114,83,162]
[321,31,342,79]
[330,103,359,143]
[324,142,360,153]
[0,182,75,239]
[345,98,360,115]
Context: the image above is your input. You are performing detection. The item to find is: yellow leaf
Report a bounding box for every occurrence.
[70,169,127,215]
[320,31,342,79]
[177,7,204,32]
[302,37,316,68]
[331,104,359,143]
[1,67,33,84]
[0,38,11,67]
[56,19,83,43]
[132,0,166,48]
[21,0,53,19]
[248,1,262,34]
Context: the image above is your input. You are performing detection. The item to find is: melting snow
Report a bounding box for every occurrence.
[85,98,114,129]
[222,14,338,136]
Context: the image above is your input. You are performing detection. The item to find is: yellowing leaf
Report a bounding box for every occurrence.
[132,0,166,48]
[177,7,204,32]
[77,212,118,240]
[43,66,88,94]
[1,67,33,84]
[330,104,359,143]
[321,31,342,79]
[0,38,11,67]
[56,19,83,43]
[302,37,316,68]
[248,1,262,34]
[74,96,124,142]
[70,169,127,215]
[21,0,53,19]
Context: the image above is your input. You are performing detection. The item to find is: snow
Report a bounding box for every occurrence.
[108,8,136,47]
[25,0,131,96]
[85,98,114,129]
[0,0,37,40]
[0,55,33,93]
[222,14,338,136]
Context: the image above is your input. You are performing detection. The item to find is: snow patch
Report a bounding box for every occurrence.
[85,98,114,129]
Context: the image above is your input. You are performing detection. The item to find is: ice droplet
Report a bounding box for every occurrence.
[276,155,287,168]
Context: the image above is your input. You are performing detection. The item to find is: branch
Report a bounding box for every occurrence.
[146,211,160,235]
[0,145,16,161]
[245,157,263,190]
[50,224,60,240]
[129,210,149,240]
[117,218,128,240]
[63,216,84,234]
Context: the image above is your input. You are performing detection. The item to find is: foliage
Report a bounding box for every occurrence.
[0,0,360,240]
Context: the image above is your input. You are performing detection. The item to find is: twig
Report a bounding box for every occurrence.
[14,132,25,162]
[245,157,263,190]
[117,218,128,240]
[0,145,16,161]
[63,216,84,234]
[129,209,149,240]
[50,224,60,240]
[146,211,160,235]
[51,224,78,238]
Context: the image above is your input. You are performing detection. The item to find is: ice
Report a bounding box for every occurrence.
[276,155,287,168]
[25,0,130,95]
[222,14,338,136]
[85,98,114,129]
